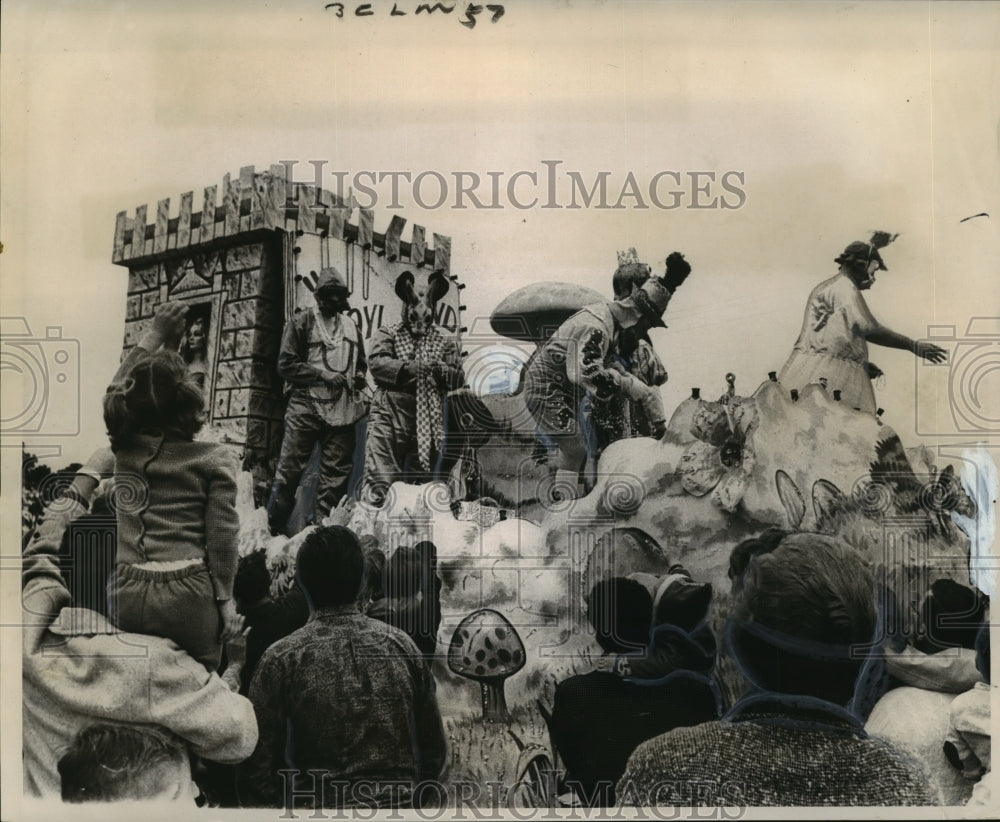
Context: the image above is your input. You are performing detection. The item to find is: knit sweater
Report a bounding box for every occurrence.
[617,695,934,807]
[114,434,240,600]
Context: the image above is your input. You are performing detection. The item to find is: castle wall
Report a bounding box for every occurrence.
[112,165,461,502]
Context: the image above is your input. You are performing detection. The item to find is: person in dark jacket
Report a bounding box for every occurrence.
[267,268,368,535]
[549,571,720,807]
[232,550,309,695]
[367,540,442,656]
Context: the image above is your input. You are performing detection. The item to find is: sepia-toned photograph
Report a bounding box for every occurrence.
[2,1,998,818]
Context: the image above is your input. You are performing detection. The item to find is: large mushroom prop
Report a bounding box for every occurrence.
[447,608,526,723]
[489,282,605,344]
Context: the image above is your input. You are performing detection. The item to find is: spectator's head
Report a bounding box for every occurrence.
[359,542,386,608]
[233,550,271,612]
[727,532,876,705]
[103,349,204,448]
[652,566,713,633]
[385,546,422,600]
[58,723,195,804]
[296,525,364,609]
[914,578,988,654]
[727,528,789,588]
[587,577,654,654]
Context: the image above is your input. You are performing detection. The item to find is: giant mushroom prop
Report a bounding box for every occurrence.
[489,282,605,344]
[447,608,526,723]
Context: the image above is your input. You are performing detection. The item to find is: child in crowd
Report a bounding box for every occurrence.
[103,303,241,671]
[59,723,197,805]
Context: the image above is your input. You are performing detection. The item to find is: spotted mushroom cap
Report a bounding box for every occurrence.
[447,608,526,680]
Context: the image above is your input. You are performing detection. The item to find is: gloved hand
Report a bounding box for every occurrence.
[617,372,648,402]
[641,386,666,437]
[399,362,419,384]
[432,361,457,390]
[663,252,691,291]
[353,373,368,391]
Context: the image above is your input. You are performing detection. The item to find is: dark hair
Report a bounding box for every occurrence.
[103,349,204,449]
[179,316,208,363]
[738,533,875,644]
[914,578,988,654]
[360,544,386,605]
[612,261,652,300]
[728,533,876,703]
[385,546,421,600]
[296,525,364,608]
[587,577,654,654]
[58,723,189,803]
[654,579,713,633]
[233,550,271,611]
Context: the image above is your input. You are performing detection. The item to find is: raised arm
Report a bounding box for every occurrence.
[869,327,947,363]
[847,283,947,364]
[108,302,189,387]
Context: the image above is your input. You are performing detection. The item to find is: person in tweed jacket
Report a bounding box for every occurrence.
[617,533,933,807]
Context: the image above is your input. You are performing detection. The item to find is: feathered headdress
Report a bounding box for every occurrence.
[869,231,899,250]
[835,231,898,272]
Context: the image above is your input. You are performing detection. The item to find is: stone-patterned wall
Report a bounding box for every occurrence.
[216,240,285,486]
[113,165,459,508]
[119,234,285,492]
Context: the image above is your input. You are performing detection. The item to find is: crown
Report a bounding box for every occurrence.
[617,247,640,267]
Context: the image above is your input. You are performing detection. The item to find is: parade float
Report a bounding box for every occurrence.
[110,169,986,807]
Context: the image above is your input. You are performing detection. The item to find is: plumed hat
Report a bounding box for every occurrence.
[834,231,898,272]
